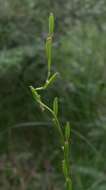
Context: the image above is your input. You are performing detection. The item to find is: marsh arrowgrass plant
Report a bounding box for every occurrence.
[30,13,72,190]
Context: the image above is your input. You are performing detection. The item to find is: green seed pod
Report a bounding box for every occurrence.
[65,122,70,141]
[64,141,69,163]
[49,13,54,35]
[30,86,41,102]
[62,160,68,178]
[45,36,52,75]
[53,97,58,116]
[45,72,58,89]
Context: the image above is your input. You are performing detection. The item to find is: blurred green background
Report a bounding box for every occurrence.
[0,0,106,189]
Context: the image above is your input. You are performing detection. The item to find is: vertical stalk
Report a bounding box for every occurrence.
[30,13,72,190]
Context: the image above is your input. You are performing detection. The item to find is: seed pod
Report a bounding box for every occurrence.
[53,97,58,116]
[30,86,40,102]
[64,141,69,163]
[45,36,52,75]
[49,13,54,35]
[45,72,58,89]
[65,122,70,141]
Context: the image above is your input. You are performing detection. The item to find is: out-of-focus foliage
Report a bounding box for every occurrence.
[0,0,106,189]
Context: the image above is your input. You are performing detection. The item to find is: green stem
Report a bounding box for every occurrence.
[39,100,64,144]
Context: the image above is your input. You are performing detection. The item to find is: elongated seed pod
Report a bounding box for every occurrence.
[45,36,52,76]
[64,141,69,164]
[49,13,54,35]
[45,72,58,89]
[30,86,41,102]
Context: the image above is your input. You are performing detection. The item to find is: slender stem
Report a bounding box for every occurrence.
[39,100,64,144]
[38,100,72,190]
[30,13,72,190]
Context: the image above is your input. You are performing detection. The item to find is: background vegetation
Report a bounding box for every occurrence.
[0,0,106,189]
